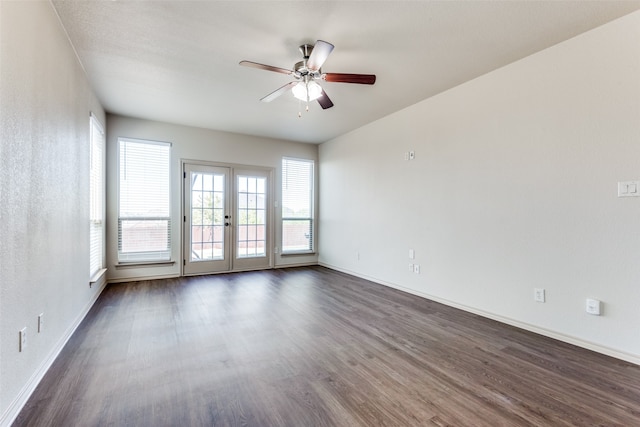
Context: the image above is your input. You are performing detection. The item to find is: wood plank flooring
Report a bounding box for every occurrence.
[14,266,640,426]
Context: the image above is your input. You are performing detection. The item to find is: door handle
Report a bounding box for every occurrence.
[225,222,230,227]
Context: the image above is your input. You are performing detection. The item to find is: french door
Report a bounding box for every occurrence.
[183,163,272,275]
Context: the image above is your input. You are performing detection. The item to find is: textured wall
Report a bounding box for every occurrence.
[319,11,640,363]
[0,2,105,424]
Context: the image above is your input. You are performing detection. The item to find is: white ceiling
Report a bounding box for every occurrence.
[52,1,640,144]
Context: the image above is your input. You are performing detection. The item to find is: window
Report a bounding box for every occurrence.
[118,138,171,263]
[89,113,105,279]
[282,158,314,253]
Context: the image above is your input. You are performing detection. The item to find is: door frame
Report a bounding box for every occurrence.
[181,159,275,276]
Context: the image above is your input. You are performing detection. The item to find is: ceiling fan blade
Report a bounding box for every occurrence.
[306,40,334,71]
[323,73,376,85]
[239,60,293,75]
[317,90,334,109]
[260,81,297,102]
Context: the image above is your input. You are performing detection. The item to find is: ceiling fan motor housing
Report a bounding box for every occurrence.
[295,43,323,80]
[294,61,321,80]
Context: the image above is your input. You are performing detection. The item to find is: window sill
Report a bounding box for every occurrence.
[115,260,175,269]
[280,252,316,257]
[90,268,107,284]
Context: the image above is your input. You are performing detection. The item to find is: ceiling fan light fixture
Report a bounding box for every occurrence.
[307,80,323,101]
[292,80,322,102]
[292,81,306,101]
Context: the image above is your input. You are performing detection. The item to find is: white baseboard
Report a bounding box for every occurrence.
[319,262,640,366]
[107,273,180,284]
[0,279,109,427]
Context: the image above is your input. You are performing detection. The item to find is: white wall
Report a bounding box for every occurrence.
[319,11,640,364]
[106,115,318,282]
[0,2,106,424]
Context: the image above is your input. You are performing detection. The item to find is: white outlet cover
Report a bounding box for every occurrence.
[534,288,545,303]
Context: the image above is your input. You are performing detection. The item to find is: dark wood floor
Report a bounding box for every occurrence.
[14,266,640,426]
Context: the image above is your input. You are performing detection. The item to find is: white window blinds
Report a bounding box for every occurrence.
[118,138,171,263]
[89,114,105,279]
[282,158,314,253]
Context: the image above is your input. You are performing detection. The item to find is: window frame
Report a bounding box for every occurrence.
[89,113,105,281]
[117,137,172,264]
[281,157,315,255]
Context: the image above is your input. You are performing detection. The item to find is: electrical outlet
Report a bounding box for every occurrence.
[38,313,44,333]
[414,264,420,274]
[534,288,545,303]
[19,327,27,352]
[409,249,415,259]
[408,263,414,272]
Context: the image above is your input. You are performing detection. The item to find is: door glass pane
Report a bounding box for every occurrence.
[191,171,225,261]
[237,175,266,258]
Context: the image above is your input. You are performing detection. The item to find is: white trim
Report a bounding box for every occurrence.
[117,136,172,148]
[115,261,175,269]
[281,251,316,256]
[0,280,109,427]
[319,262,640,366]
[89,267,107,284]
[89,113,105,280]
[276,261,319,269]
[107,273,180,284]
[89,111,104,134]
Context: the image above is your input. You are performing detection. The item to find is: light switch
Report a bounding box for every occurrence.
[618,181,640,197]
[586,298,602,316]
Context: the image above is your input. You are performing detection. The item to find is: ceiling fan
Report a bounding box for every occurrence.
[239,40,376,111]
